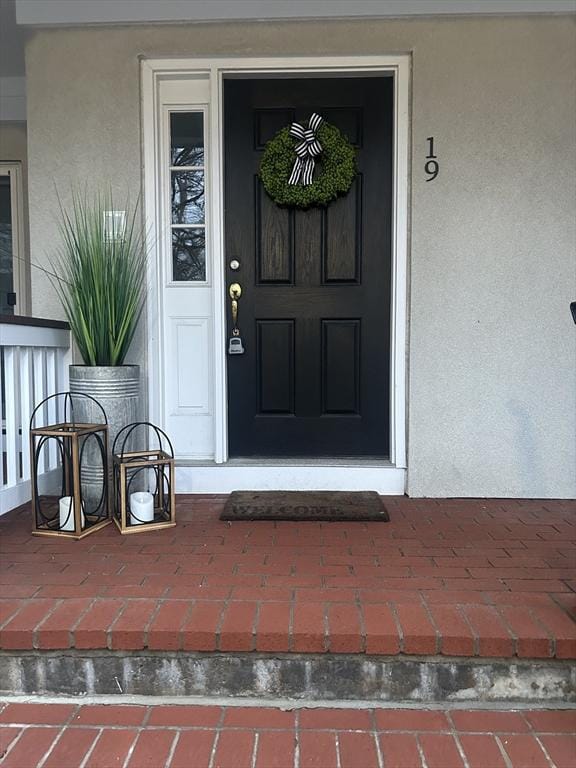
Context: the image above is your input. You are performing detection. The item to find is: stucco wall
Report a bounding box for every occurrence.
[24,16,576,497]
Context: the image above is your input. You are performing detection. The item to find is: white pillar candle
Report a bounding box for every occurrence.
[129,491,154,525]
[59,496,85,532]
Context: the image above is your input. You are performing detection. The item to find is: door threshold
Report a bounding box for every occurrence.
[179,457,393,468]
[174,459,405,494]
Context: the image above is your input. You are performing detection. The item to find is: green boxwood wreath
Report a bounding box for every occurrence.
[259,122,356,208]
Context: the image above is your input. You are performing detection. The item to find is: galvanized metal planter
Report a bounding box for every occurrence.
[69,365,140,506]
[69,365,140,437]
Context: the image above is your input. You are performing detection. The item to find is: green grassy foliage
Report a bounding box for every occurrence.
[51,192,147,366]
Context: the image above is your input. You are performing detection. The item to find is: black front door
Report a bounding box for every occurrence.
[224,77,393,457]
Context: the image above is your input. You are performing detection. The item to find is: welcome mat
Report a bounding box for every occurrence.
[220,491,390,522]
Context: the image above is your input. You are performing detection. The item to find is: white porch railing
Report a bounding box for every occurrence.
[0,316,71,514]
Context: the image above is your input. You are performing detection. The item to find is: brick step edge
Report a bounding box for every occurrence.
[1,598,575,659]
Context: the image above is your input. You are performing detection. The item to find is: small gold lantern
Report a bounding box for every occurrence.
[112,422,176,534]
[30,392,111,539]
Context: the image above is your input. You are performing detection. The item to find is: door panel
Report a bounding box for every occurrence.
[322,319,361,415]
[256,184,293,284]
[324,178,361,283]
[224,77,393,457]
[256,320,295,415]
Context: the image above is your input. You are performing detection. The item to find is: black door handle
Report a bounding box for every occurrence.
[571,302,576,325]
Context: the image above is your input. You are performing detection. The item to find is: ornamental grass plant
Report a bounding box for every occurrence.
[51,191,147,366]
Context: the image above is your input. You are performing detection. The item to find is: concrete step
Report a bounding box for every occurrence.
[2,649,574,705]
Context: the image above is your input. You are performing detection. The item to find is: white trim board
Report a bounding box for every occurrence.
[141,55,410,494]
[176,465,405,494]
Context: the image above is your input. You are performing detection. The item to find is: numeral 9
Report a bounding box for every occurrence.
[425,159,439,182]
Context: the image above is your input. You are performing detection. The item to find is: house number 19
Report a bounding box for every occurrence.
[425,137,439,182]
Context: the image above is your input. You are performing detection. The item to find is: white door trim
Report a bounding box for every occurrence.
[141,55,410,492]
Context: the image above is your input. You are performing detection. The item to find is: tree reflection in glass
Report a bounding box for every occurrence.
[171,171,205,225]
[172,230,205,282]
[170,112,206,281]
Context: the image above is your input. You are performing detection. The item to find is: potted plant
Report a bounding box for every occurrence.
[51,191,147,498]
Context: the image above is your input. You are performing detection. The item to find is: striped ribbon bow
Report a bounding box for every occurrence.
[288,113,324,186]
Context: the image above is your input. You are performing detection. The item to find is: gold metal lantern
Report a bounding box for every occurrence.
[112,422,176,534]
[30,392,111,539]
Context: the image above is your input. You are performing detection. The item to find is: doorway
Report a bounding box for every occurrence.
[142,55,408,491]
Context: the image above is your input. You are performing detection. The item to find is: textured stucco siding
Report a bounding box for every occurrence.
[24,16,576,497]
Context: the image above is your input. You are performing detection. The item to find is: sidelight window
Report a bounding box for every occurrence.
[169,112,206,282]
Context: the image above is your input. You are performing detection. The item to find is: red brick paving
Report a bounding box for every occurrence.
[41,728,97,768]
[458,734,509,768]
[0,726,59,768]
[169,730,214,768]
[378,732,423,768]
[539,735,576,768]
[0,703,574,768]
[83,728,138,768]
[125,729,175,768]
[0,496,574,658]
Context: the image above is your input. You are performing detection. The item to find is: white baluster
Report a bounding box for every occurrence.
[19,347,33,483]
[58,347,71,392]
[4,347,19,487]
[55,348,69,432]
[0,350,4,487]
[33,347,47,475]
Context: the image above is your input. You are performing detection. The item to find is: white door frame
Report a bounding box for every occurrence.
[142,55,410,493]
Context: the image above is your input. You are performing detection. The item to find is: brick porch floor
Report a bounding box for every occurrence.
[0,702,575,767]
[1,496,575,657]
